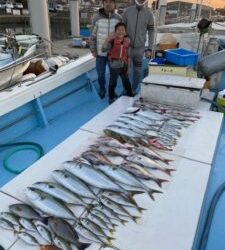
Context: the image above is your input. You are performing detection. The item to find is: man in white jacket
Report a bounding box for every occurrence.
[123,0,155,94]
[90,0,121,98]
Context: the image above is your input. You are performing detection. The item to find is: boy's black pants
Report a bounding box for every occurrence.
[108,64,133,100]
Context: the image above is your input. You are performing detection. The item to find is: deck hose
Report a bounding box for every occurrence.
[0,142,44,174]
[198,182,225,250]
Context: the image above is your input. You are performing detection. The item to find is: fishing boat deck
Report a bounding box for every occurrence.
[0,95,223,250]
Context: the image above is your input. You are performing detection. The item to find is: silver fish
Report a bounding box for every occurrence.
[33,220,52,244]
[9,203,42,220]
[64,161,124,192]
[52,170,97,199]
[133,146,172,165]
[89,208,116,225]
[111,121,148,137]
[0,218,15,230]
[102,191,144,211]
[48,217,90,250]
[89,144,127,158]
[127,154,174,176]
[75,223,102,244]
[93,204,128,225]
[97,136,133,150]
[19,218,36,232]
[32,182,86,205]
[99,197,140,223]
[81,150,113,165]
[137,110,166,121]
[117,116,152,130]
[80,217,112,238]
[24,187,77,221]
[87,212,115,232]
[97,164,161,200]
[0,212,20,227]
[122,162,168,188]
[17,232,40,246]
[53,235,72,250]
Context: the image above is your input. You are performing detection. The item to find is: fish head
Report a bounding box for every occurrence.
[63,161,75,171]
[9,204,24,215]
[25,187,42,201]
[52,170,66,178]
[32,182,47,189]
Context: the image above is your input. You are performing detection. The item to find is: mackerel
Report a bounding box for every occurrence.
[53,235,72,250]
[99,197,140,223]
[87,212,115,232]
[0,212,20,227]
[52,170,97,199]
[64,161,124,192]
[19,218,36,232]
[17,232,40,246]
[80,217,112,238]
[9,203,42,220]
[32,181,86,205]
[33,220,52,244]
[24,187,77,221]
[0,218,15,231]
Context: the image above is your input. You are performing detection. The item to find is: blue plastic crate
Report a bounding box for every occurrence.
[150,57,166,65]
[165,48,198,66]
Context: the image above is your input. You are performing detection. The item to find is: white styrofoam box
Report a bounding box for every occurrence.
[141,74,205,107]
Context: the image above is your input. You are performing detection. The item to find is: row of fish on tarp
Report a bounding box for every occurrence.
[0,99,200,250]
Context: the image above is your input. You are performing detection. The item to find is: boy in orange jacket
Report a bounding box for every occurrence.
[102,22,133,104]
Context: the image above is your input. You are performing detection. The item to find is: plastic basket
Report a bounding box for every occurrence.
[165,48,198,66]
[150,58,166,65]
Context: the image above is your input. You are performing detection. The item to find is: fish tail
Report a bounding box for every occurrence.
[112,222,119,228]
[155,178,169,188]
[131,216,141,223]
[77,242,91,250]
[120,219,129,225]
[137,206,147,213]
[129,190,145,196]
[163,159,173,165]
[107,236,115,242]
[102,243,122,250]
[147,189,162,201]
[164,168,176,176]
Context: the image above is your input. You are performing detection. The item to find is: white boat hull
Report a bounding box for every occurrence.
[0,60,30,90]
[0,45,36,91]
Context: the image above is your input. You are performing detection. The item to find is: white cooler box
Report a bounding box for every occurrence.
[141,74,205,107]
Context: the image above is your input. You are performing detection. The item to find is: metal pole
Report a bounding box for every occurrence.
[70,0,80,37]
[28,0,51,55]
